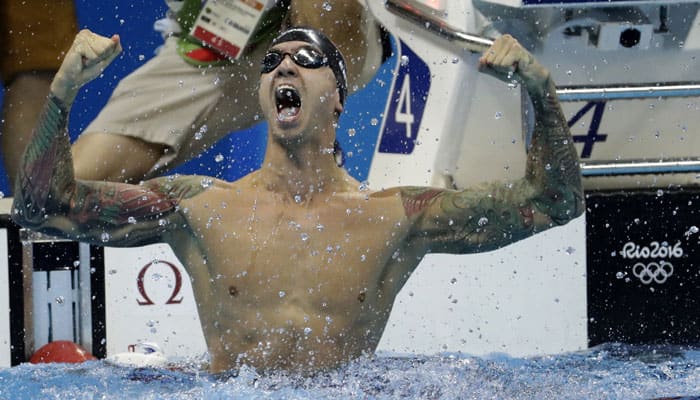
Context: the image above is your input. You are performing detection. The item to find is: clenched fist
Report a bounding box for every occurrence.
[50,29,122,104]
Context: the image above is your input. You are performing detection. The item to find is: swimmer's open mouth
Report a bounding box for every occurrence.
[276,85,301,121]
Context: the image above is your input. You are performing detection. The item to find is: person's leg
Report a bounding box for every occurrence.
[73,36,261,182]
[1,72,53,188]
[71,134,167,183]
[0,0,78,189]
[290,0,383,89]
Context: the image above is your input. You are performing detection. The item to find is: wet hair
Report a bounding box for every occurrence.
[270,27,348,105]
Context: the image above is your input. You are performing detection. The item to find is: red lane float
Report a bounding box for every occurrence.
[30,340,96,364]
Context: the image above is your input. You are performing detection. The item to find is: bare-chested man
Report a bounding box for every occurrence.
[12,28,584,374]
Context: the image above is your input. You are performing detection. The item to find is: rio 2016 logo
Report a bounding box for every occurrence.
[619,241,684,285]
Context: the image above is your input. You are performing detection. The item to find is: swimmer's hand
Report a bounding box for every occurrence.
[51,29,122,104]
[478,35,550,96]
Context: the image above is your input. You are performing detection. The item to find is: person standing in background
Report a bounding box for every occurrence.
[70,0,387,183]
[0,0,79,189]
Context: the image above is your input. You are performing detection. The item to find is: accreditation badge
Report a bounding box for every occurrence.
[190,0,276,59]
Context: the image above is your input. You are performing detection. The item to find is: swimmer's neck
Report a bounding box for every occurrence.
[257,142,354,203]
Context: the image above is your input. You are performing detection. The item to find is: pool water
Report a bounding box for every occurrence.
[0,343,698,399]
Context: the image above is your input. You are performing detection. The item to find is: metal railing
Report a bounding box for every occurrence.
[580,159,700,176]
[385,0,700,177]
[386,0,494,53]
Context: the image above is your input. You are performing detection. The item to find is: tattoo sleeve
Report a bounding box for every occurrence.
[12,95,207,246]
[399,77,584,254]
[525,77,584,225]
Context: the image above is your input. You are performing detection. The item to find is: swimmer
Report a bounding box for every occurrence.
[12,28,584,374]
[70,0,388,182]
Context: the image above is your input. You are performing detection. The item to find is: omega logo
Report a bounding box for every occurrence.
[136,260,184,305]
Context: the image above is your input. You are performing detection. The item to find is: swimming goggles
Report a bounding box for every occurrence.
[260,46,329,74]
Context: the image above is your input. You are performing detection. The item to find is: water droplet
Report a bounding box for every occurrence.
[127,216,137,224]
[565,246,576,255]
[322,1,332,11]
[400,55,409,66]
[360,254,366,262]
[214,153,224,163]
[358,181,370,191]
[450,277,457,284]
[294,195,302,203]
[303,327,312,335]
[200,177,213,188]
[370,118,379,126]
[616,271,625,279]
[101,232,111,242]
[685,226,699,237]
[347,128,356,137]
[138,54,145,61]
[494,112,502,120]
[656,189,664,197]
[478,217,489,226]
[194,125,208,140]
[279,291,286,298]
[55,296,65,304]
[73,260,81,268]
[301,233,309,241]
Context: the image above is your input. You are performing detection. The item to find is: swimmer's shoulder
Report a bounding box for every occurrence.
[144,174,232,200]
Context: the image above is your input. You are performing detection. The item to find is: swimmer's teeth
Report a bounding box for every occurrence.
[278,107,298,121]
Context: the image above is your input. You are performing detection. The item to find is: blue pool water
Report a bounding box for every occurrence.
[0,344,697,399]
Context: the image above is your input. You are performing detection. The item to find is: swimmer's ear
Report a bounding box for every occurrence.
[334,89,344,115]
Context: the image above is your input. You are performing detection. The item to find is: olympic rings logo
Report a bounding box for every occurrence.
[632,261,674,285]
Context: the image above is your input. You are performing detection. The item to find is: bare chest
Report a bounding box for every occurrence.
[187,200,407,304]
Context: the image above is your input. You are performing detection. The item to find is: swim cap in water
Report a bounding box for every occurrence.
[268,27,348,105]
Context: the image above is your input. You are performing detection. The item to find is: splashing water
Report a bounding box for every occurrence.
[0,344,696,399]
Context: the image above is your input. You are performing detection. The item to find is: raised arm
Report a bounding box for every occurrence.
[399,35,584,254]
[11,30,205,246]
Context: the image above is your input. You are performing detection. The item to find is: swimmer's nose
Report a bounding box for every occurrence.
[275,55,298,77]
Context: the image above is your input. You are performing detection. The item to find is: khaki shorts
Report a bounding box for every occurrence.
[83,36,268,177]
[0,0,78,81]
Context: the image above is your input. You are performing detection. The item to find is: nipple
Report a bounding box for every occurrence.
[357,291,366,303]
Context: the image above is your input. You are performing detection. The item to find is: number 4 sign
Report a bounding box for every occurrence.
[378,41,431,154]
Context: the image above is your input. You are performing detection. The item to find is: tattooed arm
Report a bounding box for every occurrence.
[397,35,584,254]
[11,30,207,246]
